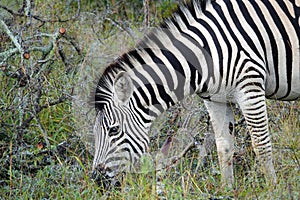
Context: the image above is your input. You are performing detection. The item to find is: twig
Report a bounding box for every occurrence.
[62,34,82,55]
[24,0,31,16]
[35,115,50,147]
[0,4,23,17]
[143,0,150,28]
[9,141,13,198]
[0,20,22,52]
[0,48,19,65]
[1,27,67,69]
[156,133,199,171]
[0,19,24,66]
[18,95,69,131]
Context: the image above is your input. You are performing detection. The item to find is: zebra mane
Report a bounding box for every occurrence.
[95,0,215,110]
[178,0,215,18]
[98,0,215,78]
[94,61,123,110]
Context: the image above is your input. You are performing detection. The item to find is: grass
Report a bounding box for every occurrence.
[1,1,299,199]
[101,99,299,199]
[4,100,295,200]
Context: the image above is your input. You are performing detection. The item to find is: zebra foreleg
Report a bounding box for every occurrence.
[237,95,277,186]
[204,100,235,187]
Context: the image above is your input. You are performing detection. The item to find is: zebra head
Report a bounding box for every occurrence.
[92,68,151,187]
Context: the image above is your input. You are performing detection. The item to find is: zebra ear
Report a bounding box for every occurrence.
[113,72,133,104]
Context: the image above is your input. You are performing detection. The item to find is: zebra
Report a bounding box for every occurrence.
[92,0,300,188]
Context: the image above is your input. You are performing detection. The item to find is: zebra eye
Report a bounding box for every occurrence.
[108,125,120,137]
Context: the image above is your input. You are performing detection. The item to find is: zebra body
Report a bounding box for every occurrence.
[93,0,300,187]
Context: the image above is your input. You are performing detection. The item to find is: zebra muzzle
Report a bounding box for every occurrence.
[91,163,121,191]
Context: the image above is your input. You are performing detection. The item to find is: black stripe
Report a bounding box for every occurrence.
[105,152,131,164]
[256,135,271,145]
[160,49,186,98]
[227,1,264,62]
[110,130,124,145]
[244,109,265,116]
[132,79,149,107]
[265,1,293,99]
[244,102,265,111]
[144,48,175,90]
[238,1,268,71]
[127,49,146,66]
[141,63,175,107]
[123,110,149,149]
[128,101,150,125]
[212,2,234,81]
[119,138,139,154]
[251,1,277,97]
[205,3,234,87]
[246,93,265,101]
[243,89,264,94]
[163,29,201,95]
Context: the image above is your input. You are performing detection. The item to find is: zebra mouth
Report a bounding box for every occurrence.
[91,166,122,191]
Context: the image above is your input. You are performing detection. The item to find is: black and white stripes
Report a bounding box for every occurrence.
[93,0,299,186]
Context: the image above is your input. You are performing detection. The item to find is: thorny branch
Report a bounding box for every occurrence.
[0,0,82,143]
[0,23,67,69]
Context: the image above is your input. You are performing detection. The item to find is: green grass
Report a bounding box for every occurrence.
[3,100,295,199]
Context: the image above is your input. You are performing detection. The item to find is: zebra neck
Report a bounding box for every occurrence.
[124,41,212,119]
[120,2,216,119]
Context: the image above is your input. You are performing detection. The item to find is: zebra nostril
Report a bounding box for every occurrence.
[99,163,106,170]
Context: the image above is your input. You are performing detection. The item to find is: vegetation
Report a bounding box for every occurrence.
[1,0,299,199]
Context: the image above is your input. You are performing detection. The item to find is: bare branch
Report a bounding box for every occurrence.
[0,4,23,17]
[0,0,81,23]
[168,141,196,167]
[0,19,23,54]
[105,17,136,39]
[0,27,68,69]
[0,48,18,65]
